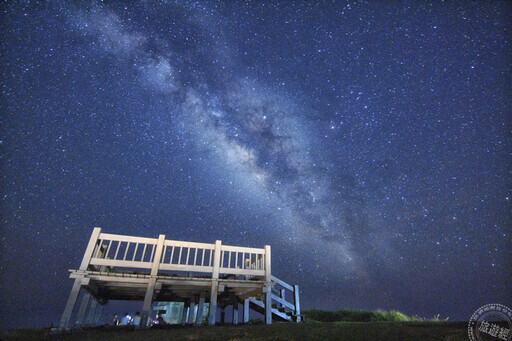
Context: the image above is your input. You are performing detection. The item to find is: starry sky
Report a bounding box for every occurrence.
[1,1,511,329]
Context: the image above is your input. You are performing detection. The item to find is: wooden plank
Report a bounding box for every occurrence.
[158,263,213,273]
[164,239,215,249]
[271,294,295,310]
[220,268,265,276]
[221,245,264,254]
[89,258,153,269]
[99,233,158,244]
[271,276,293,291]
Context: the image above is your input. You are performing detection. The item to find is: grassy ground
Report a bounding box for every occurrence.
[0,321,469,341]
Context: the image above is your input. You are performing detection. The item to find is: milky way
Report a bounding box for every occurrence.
[1,1,510,328]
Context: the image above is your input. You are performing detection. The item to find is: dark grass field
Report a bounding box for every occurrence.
[0,321,469,341]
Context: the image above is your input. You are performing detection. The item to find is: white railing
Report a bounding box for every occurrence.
[85,228,269,279]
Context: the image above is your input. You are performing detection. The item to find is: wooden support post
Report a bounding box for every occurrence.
[293,285,301,322]
[181,302,189,325]
[196,292,205,325]
[243,299,250,323]
[208,281,218,325]
[58,277,83,329]
[141,234,165,327]
[75,293,91,326]
[188,302,196,324]
[264,245,271,283]
[264,287,272,325]
[232,297,239,325]
[264,245,272,324]
[79,227,102,271]
[85,298,98,325]
[141,278,156,327]
[93,304,103,324]
[220,307,225,324]
[212,240,222,280]
[279,289,285,308]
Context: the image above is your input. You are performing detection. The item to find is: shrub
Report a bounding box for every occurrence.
[303,308,417,322]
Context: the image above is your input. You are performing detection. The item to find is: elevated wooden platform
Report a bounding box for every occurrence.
[58,228,301,329]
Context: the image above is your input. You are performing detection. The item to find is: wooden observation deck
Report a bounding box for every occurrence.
[58,228,301,328]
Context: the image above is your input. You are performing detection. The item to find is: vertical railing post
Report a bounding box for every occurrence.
[79,227,102,271]
[293,285,301,322]
[141,234,165,327]
[208,240,222,325]
[264,245,271,283]
[264,245,272,324]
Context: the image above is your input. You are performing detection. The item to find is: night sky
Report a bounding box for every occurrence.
[1,1,511,329]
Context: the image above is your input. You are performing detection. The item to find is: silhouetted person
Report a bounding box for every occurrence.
[132,311,141,326]
[120,312,132,325]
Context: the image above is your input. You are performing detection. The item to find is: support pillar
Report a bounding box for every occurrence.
[208,240,222,326]
[181,302,189,325]
[264,287,272,325]
[220,307,225,324]
[208,281,218,325]
[188,302,196,324]
[93,303,103,324]
[141,233,165,327]
[75,293,91,326]
[58,277,83,329]
[243,299,250,323]
[196,292,205,325]
[294,285,301,322]
[232,298,239,325]
[141,277,156,327]
[85,298,98,325]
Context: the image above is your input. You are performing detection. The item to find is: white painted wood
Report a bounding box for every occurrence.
[159,263,214,273]
[271,276,294,291]
[151,234,165,276]
[99,233,158,244]
[243,299,250,323]
[264,288,272,325]
[212,240,222,280]
[264,245,271,283]
[164,239,215,249]
[293,284,301,322]
[85,298,98,325]
[58,277,83,328]
[196,292,205,325]
[141,277,156,327]
[232,298,239,325]
[271,294,295,310]
[92,304,102,324]
[79,227,101,271]
[89,259,153,269]
[75,293,90,326]
[219,268,266,276]
[208,281,218,325]
[221,245,265,254]
[188,302,196,324]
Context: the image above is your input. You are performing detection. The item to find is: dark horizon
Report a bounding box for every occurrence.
[1,1,510,329]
